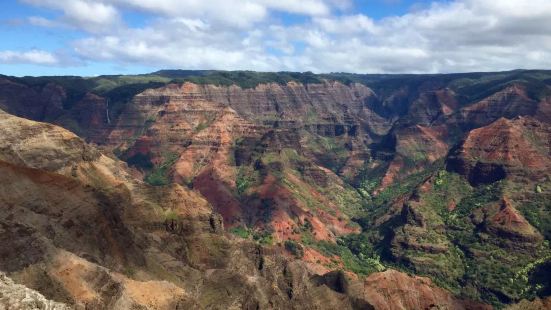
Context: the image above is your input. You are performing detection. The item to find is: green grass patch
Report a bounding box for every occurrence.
[236,166,260,196]
[145,153,179,186]
[230,226,251,239]
[314,239,386,275]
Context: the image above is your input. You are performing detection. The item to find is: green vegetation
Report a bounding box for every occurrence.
[5,74,170,113]
[425,170,473,218]
[92,75,170,93]
[7,76,95,109]
[230,226,250,239]
[123,266,136,277]
[396,142,431,166]
[6,69,551,114]
[103,81,167,118]
[164,209,179,221]
[304,135,349,173]
[125,153,154,170]
[310,239,386,275]
[284,240,304,258]
[520,191,551,240]
[452,181,503,217]
[368,163,439,209]
[252,230,274,245]
[428,177,551,307]
[235,166,260,196]
[145,153,179,186]
[347,164,551,308]
[354,160,389,198]
[294,230,386,275]
[172,70,324,89]
[230,225,274,245]
[194,122,209,132]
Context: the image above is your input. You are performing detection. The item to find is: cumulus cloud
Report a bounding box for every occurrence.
[72,17,280,70]
[17,0,551,72]
[22,0,120,33]
[104,0,337,28]
[0,50,60,65]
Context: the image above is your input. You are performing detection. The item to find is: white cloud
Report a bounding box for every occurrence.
[22,0,120,32]
[314,14,378,34]
[18,0,551,73]
[104,0,336,28]
[28,16,60,28]
[111,0,266,28]
[292,0,551,72]
[0,50,60,65]
[72,17,280,70]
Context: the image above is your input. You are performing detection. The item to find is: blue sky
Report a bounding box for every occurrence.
[0,0,549,76]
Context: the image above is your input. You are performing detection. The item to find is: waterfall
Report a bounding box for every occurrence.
[106,99,111,124]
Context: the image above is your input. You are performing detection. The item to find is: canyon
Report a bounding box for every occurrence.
[0,70,550,309]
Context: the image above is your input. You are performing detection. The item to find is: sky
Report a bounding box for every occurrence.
[0,0,550,76]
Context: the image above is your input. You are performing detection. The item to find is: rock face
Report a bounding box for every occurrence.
[483,198,543,243]
[447,116,551,185]
[0,109,101,172]
[350,270,491,310]
[0,77,111,140]
[107,81,385,176]
[0,77,65,121]
[459,84,539,129]
[108,81,382,143]
[0,272,70,310]
[106,81,370,241]
[505,297,551,310]
[162,81,380,133]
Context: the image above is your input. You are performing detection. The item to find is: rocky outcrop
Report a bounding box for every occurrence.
[374,124,449,191]
[389,201,455,272]
[110,80,383,139]
[349,270,491,310]
[459,84,539,129]
[68,92,109,139]
[0,77,65,122]
[107,80,387,171]
[506,297,551,310]
[478,198,543,243]
[0,77,112,141]
[0,272,70,310]
[395,125,449,164]
[0,109,100,172]
[447,116,551,185]
[406,88,458,125]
